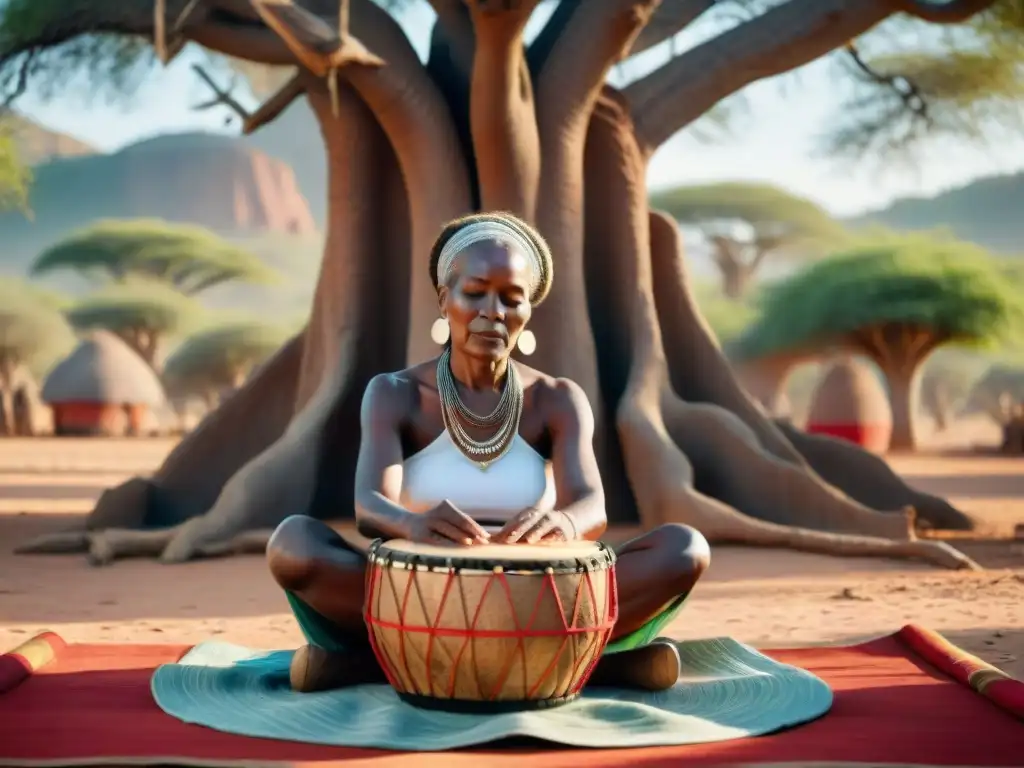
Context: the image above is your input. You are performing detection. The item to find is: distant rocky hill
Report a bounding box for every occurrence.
[0,128,322,321]
[845,172,1024,254]
[0,131,318,266]
[242,99,326,225]
[2,114,97,165]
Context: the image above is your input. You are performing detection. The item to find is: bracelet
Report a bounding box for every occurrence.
[560,511,579,541]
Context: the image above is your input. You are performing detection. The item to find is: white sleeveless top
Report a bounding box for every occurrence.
[400,430,556,526]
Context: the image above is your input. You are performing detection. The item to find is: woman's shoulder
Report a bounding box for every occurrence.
[362,362,436,414]
[519,365,592,420]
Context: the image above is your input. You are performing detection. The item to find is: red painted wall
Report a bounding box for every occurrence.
[52,402,148,437]
[805,422,892,454]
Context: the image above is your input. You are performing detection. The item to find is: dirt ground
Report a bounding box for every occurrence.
[0,436,1021,680]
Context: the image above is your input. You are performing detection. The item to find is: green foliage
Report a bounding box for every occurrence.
[0,0,154,106]
[650,182,845,253]
[163,320,291,397]
[0,278,75,374]
[64,280,203,338]
[820,1,1024,162]
[691,281,759,342]
[0,123,30,213]
[32,219,278,295]
[738,233,1023,360]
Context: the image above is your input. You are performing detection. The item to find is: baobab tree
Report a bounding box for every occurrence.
[5,0,999,569]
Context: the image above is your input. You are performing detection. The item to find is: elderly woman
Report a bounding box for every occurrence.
[268,211,710,694]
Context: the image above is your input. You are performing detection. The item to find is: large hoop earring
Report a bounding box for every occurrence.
[431,317,450,345]
[516,330,536,356]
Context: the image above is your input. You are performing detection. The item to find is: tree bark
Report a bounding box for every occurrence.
[466,1,541,218]
[734,354,804,415]
[720,258,751,300]
[885,366,920,451]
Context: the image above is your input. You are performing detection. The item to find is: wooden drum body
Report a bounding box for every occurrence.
[364,539,618,713]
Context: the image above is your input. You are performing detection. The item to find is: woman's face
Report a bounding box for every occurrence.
[439,238,534,362]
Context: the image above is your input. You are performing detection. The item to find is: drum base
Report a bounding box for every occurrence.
[398,691,581,714]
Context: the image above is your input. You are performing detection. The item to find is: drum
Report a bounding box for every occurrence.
[364,539,618,713]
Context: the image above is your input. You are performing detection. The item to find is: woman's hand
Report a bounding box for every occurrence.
[494,507,577,545]
[405,500,491,546]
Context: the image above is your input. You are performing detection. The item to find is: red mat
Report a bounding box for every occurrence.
[0,624,1021,768]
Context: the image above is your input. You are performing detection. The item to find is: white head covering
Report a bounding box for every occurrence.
[436,220,543,297]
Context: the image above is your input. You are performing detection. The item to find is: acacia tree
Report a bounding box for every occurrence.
[0,124,31,213]
[6,0,1003,570]
[65,281,204,368]
[650,183,845,298]
[31,219,277,296]
[740,235,1021,450]
[164,321,292,409]
[0,280,75,435]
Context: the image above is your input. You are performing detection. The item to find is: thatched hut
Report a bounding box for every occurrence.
[42,331,167,436]
[806,356,893,454]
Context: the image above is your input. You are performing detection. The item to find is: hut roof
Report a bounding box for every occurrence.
[42,331,167,407]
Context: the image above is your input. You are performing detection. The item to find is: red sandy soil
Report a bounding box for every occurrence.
[0,435,1021,680]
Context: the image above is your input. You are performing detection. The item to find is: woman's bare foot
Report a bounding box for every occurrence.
[587,640,681,692]
[288,645,387,693]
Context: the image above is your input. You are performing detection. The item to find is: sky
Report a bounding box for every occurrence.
[13,2,1024,218]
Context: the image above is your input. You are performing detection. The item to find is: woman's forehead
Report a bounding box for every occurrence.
[455,240,531,278]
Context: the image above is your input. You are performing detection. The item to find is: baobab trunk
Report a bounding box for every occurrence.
[7,0,986,568]
[885,367,921,451]
[720,258,753,300]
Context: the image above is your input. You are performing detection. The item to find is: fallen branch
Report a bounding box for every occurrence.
[191,64,305,134]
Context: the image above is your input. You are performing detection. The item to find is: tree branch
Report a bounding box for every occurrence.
[0,1,296,70]
[248,0,383,80]
[627,0,716,59]
[154,0,204,63]
[626,0,896,157]
[188,17,299,63]
[192,64,305,134]
[536,0,661,131]
[892,0,997,23]
[465,0,542,217]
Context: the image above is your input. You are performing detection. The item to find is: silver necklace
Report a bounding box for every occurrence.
[436,346,524,469]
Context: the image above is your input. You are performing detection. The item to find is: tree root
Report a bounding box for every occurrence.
[664,398,913,540]
[616,370,978,570]
[615,209,979,571]
[776,420,976,531]
[14,530,91,555]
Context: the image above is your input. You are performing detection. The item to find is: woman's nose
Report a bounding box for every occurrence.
[483,293,505,320]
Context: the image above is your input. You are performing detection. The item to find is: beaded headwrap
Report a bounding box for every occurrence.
[436,220,545,299]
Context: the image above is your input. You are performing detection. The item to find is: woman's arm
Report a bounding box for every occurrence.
[547,378,608,541]
[353,373,417,540]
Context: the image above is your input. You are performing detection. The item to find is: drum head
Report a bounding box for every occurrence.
[369,538,614,574]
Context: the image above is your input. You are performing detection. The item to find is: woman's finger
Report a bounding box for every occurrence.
[429,519,474,545]
[439,504,490,541]
[500,511,544,544]
[523,517,556,544]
